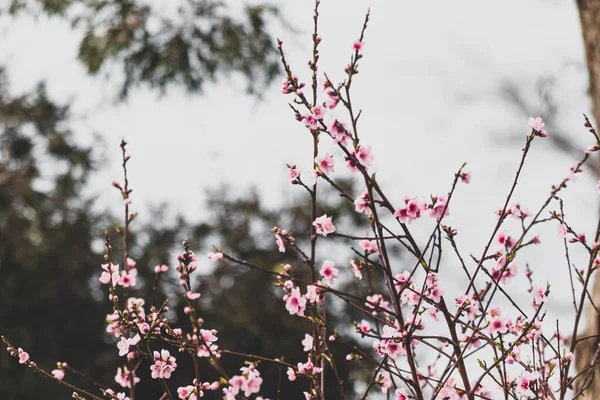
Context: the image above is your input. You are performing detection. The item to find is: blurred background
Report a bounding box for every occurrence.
[1,1,599,399]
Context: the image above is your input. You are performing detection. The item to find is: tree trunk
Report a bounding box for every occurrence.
[575,1,600,398]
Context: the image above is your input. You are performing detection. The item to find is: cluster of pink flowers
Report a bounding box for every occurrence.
[150,349,177,380]
[224,365,264,399]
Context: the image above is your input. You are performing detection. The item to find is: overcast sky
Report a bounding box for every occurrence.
[2,0,599,379]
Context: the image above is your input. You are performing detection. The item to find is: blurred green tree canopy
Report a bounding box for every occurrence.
[2,0,282,98]
[0,1,382,398]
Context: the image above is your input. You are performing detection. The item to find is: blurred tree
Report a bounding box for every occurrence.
[2,0,282,98]
[0,66,370,397]
[573,2,600,398]
[0,68,114,399]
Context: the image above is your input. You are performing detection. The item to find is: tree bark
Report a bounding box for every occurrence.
[575,1,600,398]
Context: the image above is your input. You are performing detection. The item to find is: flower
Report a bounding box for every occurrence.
[117,334,140,356]
[288,164,301,183]
[17,348,29,364]
[186,291,201,300]
[284,286,307,316]
[528,117,547,137]
[150,350,177,379]
[115,367,140,388]
[313,214,336,236]
[52,369,65,380]
[315,152,335,174]
[302,334,313,352]
[207,251,223,261]
[319,260,339,285]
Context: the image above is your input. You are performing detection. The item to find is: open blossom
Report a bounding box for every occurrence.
[349,259,363,280]
[228,365,263,397]
[311,104,325,120]
[528,116,547,137]
[377,371,392,394]
[353,40,364,51]
[115,367,140,388]
[429,195,450,220]
[177,385,199,400]
[154,264,169,274]
[117,334,140,356]
[302,334,313,352]
[516,370,540,395]
[330,119,349,145]
[354,188,371,215]
[394,197,427,224]
[288,164,301,183]
[52,368,65,380]
[319,260,339,285]
[284,286,307,316]
[287,368,297,381]
[17,348,29,364]
[150,350,177,379]
[325,88,340,109]
[355,145,373,167]
[313,214,335,236]
[395,388,409,400]
[305,285,323,303]
[360,239,378,254]
[459,171,471,184]
[532,286,547,306]
[315,152,335,174]
[100,263,120,286]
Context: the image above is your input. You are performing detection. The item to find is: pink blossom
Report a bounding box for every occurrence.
[18,348,29,364]
[207,251,223,261]
[52,369,65,380]
[532,286,547,306]
[360,240,378,254]
[353,41,364,51]
[154,264,169,274]
[274,233,286,253]
[516,370,540,395]
[100,263,120,286]
[311,105,325,120]
[325,89,340,109]
[302,334,313,352]
[284,286,307,316]
[303,114,318,130]
[355,145,373,167]
[119,269,137,288]
[459,171,471,184]
[350,259,363,280]
[117,334,140,356]
[115,367,140,388]
[488,315,508,335]
[429,195,450,220]
[330,119,349,145]
[315,152,335,174]
[395,388,409,400]
[528,116,547,137]
[313,214,336,236]
[150,350,177,379]
[354,188,371,214]
[186,291,201,300]
[377,371,392,394]
[287,368,297,381]
[288,164,301,183]
[320,260,339,285]
[177,385,197,400]
[358,320,371,334]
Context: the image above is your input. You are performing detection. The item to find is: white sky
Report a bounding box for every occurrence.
[2,0,599,394]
